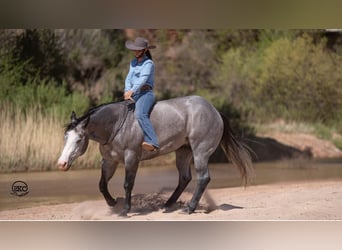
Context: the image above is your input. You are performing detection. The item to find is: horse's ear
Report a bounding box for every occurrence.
[71,111,77,123]
[82,116,90,128]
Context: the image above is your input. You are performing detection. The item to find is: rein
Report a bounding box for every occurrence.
[103,101,134,145]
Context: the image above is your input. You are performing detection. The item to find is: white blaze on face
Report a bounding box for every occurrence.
[57,130,80,167]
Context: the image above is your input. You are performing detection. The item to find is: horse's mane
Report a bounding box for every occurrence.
[64,100,127,132]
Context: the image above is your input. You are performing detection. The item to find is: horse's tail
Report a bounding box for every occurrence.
[220,113,254,186]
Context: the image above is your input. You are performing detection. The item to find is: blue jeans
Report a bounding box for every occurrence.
[133,91,159,148]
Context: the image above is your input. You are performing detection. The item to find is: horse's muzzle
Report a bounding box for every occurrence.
[57,161,71,171]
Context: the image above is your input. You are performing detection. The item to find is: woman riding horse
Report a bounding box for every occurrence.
[124,37,159,152]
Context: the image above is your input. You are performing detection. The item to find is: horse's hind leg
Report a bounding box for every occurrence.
[186,152,211,214]
[164,146,193,211]
[99,159,118,207]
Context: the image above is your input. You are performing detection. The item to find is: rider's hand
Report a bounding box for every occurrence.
[124,90,134,101]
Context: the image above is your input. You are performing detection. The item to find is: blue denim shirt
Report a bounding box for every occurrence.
[124,55,155,94]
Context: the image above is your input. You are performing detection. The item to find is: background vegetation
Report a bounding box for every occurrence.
[1,29,342,172]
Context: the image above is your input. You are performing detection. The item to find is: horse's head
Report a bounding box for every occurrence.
[57,111,90,171]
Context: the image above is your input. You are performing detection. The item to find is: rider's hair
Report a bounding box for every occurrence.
[145,49,152,60]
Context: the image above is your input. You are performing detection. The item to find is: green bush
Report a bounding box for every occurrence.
[214,32,342,126]
[257,34,342,123]
[10,29,67,84]
[0,71,89,120]
[333,138,342,150]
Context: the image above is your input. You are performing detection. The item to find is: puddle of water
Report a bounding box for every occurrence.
[1,159,341,211]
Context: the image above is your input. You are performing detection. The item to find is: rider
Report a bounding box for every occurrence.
[124,37,159,152]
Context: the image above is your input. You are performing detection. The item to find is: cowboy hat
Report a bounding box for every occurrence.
[125,37,156,50]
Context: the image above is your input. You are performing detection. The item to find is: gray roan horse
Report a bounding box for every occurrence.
[57,95,253,215]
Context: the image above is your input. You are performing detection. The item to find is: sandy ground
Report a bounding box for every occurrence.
[1,179,341,220]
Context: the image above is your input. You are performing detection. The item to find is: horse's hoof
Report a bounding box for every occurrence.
[163,203,178,213]
[163,207,174,213]
[119,209,129,217]
[182,203,195,214]
[106,199,117,207]
[163,208,171,213]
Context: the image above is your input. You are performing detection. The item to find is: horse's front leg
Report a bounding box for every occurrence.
[99,159,118,207]
[121,150,139,216]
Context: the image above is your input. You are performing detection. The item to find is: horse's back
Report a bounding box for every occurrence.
[156,95,209,105]
[151,96,223,149]
[151,96,213,124]
[155,95,219,116]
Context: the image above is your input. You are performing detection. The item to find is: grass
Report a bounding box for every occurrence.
[0,105,101,173]
[332,132,342,151]
[254,120,314,134]
[254,119,342,150]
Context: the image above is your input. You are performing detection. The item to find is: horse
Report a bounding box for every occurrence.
[57,95,253,215]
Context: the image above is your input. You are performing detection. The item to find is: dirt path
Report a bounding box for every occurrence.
[1,179,341,220]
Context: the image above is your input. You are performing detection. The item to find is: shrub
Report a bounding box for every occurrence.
[0,73,89,120]
[257,34,342,123]
[214,32,342,125]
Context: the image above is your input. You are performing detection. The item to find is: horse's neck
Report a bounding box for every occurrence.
[86,104,126,144]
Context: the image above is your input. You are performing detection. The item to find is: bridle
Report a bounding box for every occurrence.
[103,101,134,145]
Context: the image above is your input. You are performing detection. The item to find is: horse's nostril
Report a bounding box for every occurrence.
[58,161,67,170]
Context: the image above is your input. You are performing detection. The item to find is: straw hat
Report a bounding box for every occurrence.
[125,37,156,50]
